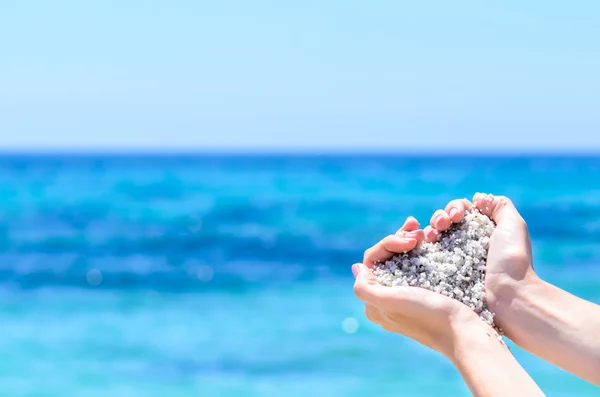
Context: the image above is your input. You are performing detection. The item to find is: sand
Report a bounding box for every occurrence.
[373,210,501,334]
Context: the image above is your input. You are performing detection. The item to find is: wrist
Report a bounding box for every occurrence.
[445,313,546,397]
[487,272,545,338]
[440,308,498,360]
[447,316,506,363]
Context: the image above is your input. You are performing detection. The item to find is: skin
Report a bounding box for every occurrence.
[361,192,600,387]
[354,215,545,397]
[353,272,543,395]
[430,193,600,386]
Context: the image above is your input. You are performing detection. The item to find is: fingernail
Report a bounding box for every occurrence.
[405,231,420,238]
[449,208,457,218]
[434,215,443,227]
[400,237,416,244]
[408,216,420,226]
[351,264,360,277]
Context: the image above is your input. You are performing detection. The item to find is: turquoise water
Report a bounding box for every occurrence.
[0,154,599,396]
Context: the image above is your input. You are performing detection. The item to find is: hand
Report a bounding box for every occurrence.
[427,193,537,336]
[430,193,600,386]
[353,260,486,357]
[355,217,492,357]
[355,212,547,396]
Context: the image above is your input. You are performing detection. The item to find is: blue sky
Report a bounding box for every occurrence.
[1,1,599,151]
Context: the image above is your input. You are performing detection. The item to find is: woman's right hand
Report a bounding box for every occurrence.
[430,193,600,386]
[426,193,538,337]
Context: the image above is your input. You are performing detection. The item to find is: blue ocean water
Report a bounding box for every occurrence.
[0,154,599,396]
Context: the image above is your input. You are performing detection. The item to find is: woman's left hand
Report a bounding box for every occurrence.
[353,259,485,357]
[353,216,489,357]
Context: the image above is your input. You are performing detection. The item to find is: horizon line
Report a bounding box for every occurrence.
[1,146,600,156]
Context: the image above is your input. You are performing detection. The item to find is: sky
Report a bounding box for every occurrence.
[1,1,600,152]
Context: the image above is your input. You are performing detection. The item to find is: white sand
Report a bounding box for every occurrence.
[373,210,501,333]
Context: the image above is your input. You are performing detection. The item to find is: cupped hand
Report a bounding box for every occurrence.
[353,259,485,357]
[354,217,491,357]
[427,193,537,336]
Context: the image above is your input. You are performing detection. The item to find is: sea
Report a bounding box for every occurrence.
[0,154,598,396]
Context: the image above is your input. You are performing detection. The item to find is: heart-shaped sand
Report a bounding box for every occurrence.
[373,210,500,333]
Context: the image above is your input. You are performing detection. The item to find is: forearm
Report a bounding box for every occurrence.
[448,320,545,397]
[497,276,600,385]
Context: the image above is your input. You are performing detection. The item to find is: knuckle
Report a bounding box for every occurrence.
[516,216,528,231]
[380,235,398,248]
[381,234,394,244]
[502,248,529,263]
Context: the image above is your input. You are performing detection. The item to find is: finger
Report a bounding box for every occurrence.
[430,209,451,231]
[443,198,471,226]
[395,216,424,244]
[397,229,425,244]
[472,193,526,227]
[472,193,530,253]
[363,235,418,266]
[423,226,439,242]
[395,216,420,234]
[354,264,443,314]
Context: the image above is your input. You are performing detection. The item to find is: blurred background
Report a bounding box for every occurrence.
[1,1,600,396]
